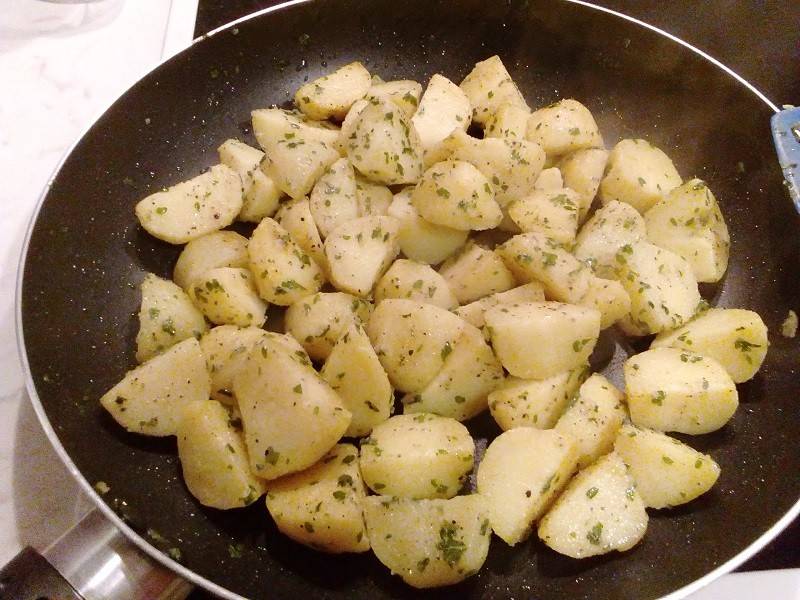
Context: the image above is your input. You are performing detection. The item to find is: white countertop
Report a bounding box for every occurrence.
[0,1,796,598]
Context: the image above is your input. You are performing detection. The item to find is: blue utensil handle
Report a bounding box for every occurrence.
[771,106,800,212]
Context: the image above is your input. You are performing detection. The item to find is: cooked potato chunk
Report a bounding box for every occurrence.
[534,167,564,191]
[248,217,324,305]
[309,157,360,238]
[526,99,602,157]
[346,96,423,185]
[538,452,648,558]
[274,197,328,272]
[454,282,546,330]
[367,299,466,393]
[234,338,351,478]
[614,241,701,335]
[438,242,515,304]
[387,189,467,264]
[217,139,282,222]
[285,292,372,361]
[295,61,371,121]
[321,323,393,437]
[573,200,646,279]
[361,414,474,498]
[559,147,608,221]
[555,374,626,468]
[355,175,393,216]
[100,338,210,436]
[135,164,243,244]
[488,365,587,430]
[337,99,368,153]
[412,160,502,231]
[644,179,730,283]
[615,424,721,509]
[135,273,207,363]
[189,268,267,327]
[624,347,738,434]
[173,230,249,291]
[496,232,592,303]
[177,400,265,509]
[651,308,768,383]
[368,79,423,118]
[485,302,600,379]
[599,139,682,213]
[375,259,458,309]
[484,102,530,139]
[364,494,491,588]
[578,276,631,329]
[402,325,503,421]
[325,215,400,296]
[459,55,529,125]
[477,428,578,545]
[508,188,581,243]
[411,74,471,156]
[265,444,370,553]
[252,108,340,199]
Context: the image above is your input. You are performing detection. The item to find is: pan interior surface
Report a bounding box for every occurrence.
[20,0,800,598]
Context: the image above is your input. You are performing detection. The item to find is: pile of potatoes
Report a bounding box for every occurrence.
[100,55,770,588]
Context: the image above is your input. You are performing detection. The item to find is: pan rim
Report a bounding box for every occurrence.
[13,1,791,599]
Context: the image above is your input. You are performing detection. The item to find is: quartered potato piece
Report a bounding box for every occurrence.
[265,444,370,553]
[507,187,581,243]
[217,138,282,222]
[368,79,423,118]
[173,230,249,291]
[355,175,393,216]
[526,99,602,158]
[484,102,530,139]
[274,197,328,272]
[135,164,243,244]
[364,494,491,588]
[534,167,564,191]
[411,74,471,157]
[578,276,631,330]
[455,282,546,331]
[295,61,372,121]
[309,157,360,239]
[189,267,267,327]
[573,200,646,279]
[374,259,458,309]
[558,147,608,221]
[100,338,210,437]
[459,55,529,125]
[438,242,515,304]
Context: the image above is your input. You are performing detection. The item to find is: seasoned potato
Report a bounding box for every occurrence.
[135,164,243,244]
[285,292,372,361]
[496,232,593,303]
[177,400,265,509]
[234,338,351,478]
[438,242,515,304]
[459,55,529,125]
[387,189,468,264]
[337,99,368,153]
[615,424,721,509]
[555,374,626,467]
[308,157,360,238]
[355,175,393,216]
[100,338,210,436]
[375,259,458,309]
[346,96,423,185]
[534,167,564,191]
[412,160,502,231]
[573,200,646,279]
[599,139,682,213]
[651,308,768,383]
[189,267,266,327]
[295,61,372,121]
[644,179,730,283]
[485,301,600,379]
[274,197,328,272]
[321,323,393,437]
[217,138,282,222]
[368,79,423,118]
[508,188,581,243]
[402,325,503,421]
[624,347,738,434]
[477,428,578,545]
[484,102,530,139]
[252,108,340,199]
[578,276,631,329]
[411,74,471,157]
[248,217,323,305]
[135,273,207,363]
[613,241,701,335]
[488,365,587,430]
[526,99,602,157]
[367,299,466,393]
[265,444,370,553]
[363,494,491,588]
[455,282,546,330]
[559,147,608,221]
[538,452,648,558]
[173,230,249,291]
[361,414,474,498]
[325,215,400,296]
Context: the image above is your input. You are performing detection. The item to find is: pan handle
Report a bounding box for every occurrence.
[0,509,192,600]
[771,105,800,212]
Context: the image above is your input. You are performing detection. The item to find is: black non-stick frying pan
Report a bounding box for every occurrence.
[13,0,800,598]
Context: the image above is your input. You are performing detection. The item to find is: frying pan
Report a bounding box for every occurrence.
[11,0,800,598]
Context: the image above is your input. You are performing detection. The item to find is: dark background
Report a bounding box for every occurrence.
[188,0,799,595]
